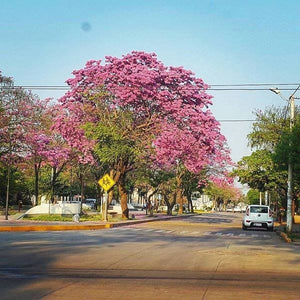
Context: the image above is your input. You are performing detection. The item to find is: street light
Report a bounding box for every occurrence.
[269,87,280,95]
[270,85,300,232]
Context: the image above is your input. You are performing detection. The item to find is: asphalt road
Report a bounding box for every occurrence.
[0,212,299,299]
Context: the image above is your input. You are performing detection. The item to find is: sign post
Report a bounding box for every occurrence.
[98,174,116,221]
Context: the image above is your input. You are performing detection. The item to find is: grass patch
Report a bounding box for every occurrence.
[1,206,33,215]
[286,232,300,242]
[79,214,103,222]
[23,215,73,222]
[1,210,19,216]
[22,213,127,223]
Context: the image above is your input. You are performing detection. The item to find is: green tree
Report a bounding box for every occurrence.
[274,116,300,212]
[205,182,241,210]
[234,106,298,210]
[246,189,260,205]
[247,106,290,151]
[83,100,146,219]
[233,150,286,192]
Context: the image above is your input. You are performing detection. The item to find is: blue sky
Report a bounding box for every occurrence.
[1,0,300,164]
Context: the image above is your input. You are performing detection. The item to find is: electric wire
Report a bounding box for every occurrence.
[0,83,298,123]
[1,83,300,92]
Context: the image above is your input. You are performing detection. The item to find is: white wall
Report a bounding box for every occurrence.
[25,203,81,215]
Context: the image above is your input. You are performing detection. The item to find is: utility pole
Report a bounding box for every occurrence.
[265,191,268,206]
[286,95,295,232]
[259,192,262,206]
[270,86,299,233]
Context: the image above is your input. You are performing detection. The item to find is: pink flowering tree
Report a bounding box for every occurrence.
[205,178,242,210]
[0,73,39,219]
[22,98,56,205]
[55,51,232,218]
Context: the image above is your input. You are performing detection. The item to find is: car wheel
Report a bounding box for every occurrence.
[242,224,247,230]
[267,226,273,232]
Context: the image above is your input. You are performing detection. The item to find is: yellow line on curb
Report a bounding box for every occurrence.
[0,224,112,232]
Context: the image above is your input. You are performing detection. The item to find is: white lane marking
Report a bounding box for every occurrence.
[155,230,165,233]
[216,233,223,236]
[145,229,155,232]
[251,234,258,237]
[225,233,233,236]
[165,230,175,233]
[239,234,246,237]
[180,231,188,234]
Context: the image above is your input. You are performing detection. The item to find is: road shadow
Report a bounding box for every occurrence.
[0,214,299,299]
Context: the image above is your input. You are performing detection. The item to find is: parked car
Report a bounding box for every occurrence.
[242,205,273,231]
[82,198,96,210]
[226,206,233,212]
[108,203,135,214]
[233,206,242,213]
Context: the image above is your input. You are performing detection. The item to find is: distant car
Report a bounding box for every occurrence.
[108,203,135,214]
[158,205,168,212]
[226,207,233,212]
[82,198,96,210]
[233,206,242,213]
[242,205,273,231]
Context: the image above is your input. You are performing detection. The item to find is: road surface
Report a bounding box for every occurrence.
[0,212,299,299]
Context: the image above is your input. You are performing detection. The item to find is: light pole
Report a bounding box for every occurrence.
[270,85,299,232]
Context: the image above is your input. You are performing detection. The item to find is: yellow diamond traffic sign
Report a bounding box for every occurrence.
[98,174,116,191]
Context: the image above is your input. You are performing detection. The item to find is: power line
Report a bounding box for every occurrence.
[211,83,300,87]
[2,82,300,87]
[0,82,299,92]
[1,87,299,92]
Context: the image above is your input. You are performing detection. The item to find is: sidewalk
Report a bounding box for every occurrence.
[0,212,193,232]
[274,221,300,245]
[274,221,300,233]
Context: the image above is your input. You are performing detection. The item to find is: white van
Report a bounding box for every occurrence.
[242,205,273,231]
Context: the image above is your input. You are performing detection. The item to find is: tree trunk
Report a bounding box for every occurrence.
[118,176,128,219]
[166,205,172,215]
[108,189,114,205]
[34,163,40,206]
[187,194,194,213]
[50,166,56,204]
[96,184,102,211]
[107,169,120,205]
[292,198,295,223]
[165,193,176,216]
[5,165,10,220]
[80,172,84,213]
[176,176,183,214]
[50,163,66,205]
[147,190,157,217]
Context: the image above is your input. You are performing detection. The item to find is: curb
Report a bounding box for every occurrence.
[276,231,292,243]
[0,214,194,232]
[280,232,292,243]
[0,223,112,232]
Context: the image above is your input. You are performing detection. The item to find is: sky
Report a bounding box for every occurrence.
[1,0,300,165]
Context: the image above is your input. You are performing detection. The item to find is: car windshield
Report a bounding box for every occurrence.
[250,206,268,213]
